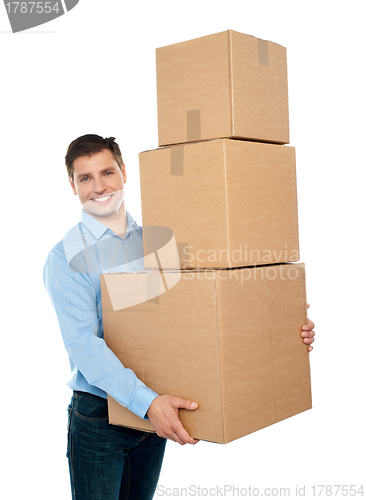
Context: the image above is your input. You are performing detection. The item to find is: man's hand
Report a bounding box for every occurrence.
[301,303,315,352]
[147,395,199,445]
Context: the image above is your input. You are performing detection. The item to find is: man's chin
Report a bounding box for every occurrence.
[82,199,123,220]
[84,207,113,219]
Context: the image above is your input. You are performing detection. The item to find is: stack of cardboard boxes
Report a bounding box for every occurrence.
[101,30,312,444]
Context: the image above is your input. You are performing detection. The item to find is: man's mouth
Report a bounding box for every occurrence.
[91,194,113,203]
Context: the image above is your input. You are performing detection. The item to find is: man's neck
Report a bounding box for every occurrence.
[88,204,128,238]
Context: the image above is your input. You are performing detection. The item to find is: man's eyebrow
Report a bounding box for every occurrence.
[76,166,117,181]
[76,172,91,181]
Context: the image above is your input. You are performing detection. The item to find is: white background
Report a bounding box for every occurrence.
[1,0,365,498]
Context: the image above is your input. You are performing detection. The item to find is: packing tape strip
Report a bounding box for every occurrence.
[187,110,201,142]
[257,38,269,66]
[170,145,184,176]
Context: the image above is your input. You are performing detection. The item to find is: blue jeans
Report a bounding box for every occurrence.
[67,391,166,500]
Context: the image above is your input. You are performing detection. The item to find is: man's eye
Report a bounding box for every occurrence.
[105,171,112,176]
[81,177,89,182]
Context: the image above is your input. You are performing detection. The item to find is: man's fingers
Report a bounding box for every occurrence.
[304,306,315,352]
[302,319,315,330]
[159,418,199,445]
[173,398,199,411]
[301,324,315,351]
[302,333,315,343]
[301,328,315,338]
[147,395,199,445]
[171,431,198,446]
[170,398,199,444]
[173,426,199,446]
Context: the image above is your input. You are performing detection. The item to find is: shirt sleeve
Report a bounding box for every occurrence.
[43,246,158,419]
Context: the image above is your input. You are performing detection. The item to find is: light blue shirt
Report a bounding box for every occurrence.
[43,210,158,419]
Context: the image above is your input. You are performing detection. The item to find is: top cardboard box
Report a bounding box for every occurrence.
[156,30,290,146]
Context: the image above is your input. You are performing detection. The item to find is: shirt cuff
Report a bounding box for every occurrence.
[126,385,159,420]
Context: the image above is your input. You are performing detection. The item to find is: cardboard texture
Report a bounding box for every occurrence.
[140,139,299,269]
[156,30,289,146]
[102,263,312,444]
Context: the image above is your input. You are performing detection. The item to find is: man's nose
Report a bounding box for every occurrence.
[93,177,106,193]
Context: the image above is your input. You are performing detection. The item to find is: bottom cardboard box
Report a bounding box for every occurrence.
[101,263,312,444]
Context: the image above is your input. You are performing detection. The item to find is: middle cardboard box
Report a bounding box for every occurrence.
[140,138,299,269]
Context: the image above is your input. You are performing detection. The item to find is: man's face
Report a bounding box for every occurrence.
[69,149,127,220]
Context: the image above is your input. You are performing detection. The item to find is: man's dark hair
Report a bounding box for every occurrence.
[65,134,124,181]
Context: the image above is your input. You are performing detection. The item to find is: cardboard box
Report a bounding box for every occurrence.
[102,263,312,444]
[140,139,299,269]
[156,30,289,146]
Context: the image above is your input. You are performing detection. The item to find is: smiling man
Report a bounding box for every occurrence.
[43,134,315,500]
[69,147,127,234]
[43,135,200,500]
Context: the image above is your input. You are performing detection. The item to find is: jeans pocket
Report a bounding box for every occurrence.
[74,411,109,423]
[74,393,109,422]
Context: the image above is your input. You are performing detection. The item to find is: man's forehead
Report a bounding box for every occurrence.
[73,151,120,176]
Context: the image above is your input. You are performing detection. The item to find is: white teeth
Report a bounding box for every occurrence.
[93,195,112,202]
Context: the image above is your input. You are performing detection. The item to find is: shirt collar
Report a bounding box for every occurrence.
[125,211,140,237]
[80,209,139,240]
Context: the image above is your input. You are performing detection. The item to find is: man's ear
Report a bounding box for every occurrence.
[69,177,77,195]
[121,164,127,184]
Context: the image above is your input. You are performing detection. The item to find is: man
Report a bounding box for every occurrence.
[43,134,315,500]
